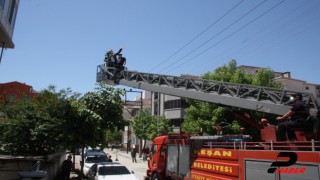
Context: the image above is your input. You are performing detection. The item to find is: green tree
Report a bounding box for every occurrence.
[0,86,71,156]
[148,115,173,140]
[105,129,122,147]
[68,83,125,174]
[182,60,283,139]
[131,108,172,147]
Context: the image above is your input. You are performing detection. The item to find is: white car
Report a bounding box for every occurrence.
[87,162,138,180]
[82,151,108,177]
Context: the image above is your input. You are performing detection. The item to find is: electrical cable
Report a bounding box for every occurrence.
[191,0,317,74]
[164,0,286,74]
[158,0,268,74]
[147,0,245,73]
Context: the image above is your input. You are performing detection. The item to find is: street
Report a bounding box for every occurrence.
[71,148,148,180]
[104,148,148,180]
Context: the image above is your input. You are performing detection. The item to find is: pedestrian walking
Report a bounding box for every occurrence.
[61,155,73,180]
[131,148,137,163]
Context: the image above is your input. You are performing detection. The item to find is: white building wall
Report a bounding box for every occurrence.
[274,78,320,98]
[164,109,185,119]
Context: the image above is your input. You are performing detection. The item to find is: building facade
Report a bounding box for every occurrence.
[122,90,152,151]
[151,92,188,133]
[0,81,37,105]
[0,0,19,48]
[0,0,19,63]
[239,65,320,98]
[151,74,200,133]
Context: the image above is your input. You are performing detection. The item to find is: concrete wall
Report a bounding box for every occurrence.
[0,152,66,180]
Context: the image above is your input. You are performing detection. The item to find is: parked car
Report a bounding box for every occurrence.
[82,151,108,177]
[84,149,107,157]
[87,162,138,180]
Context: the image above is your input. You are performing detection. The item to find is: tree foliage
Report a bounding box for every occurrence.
[0,86,73,156]
[0,83,125,156]
[105,129,122,146]
[131,108,172,141]
[182,60,283,138]
[66,83,125,150]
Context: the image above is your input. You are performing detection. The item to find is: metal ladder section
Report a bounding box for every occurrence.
[96,64,319,117]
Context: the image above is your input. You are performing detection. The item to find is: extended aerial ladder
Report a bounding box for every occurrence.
[96,64,320,140]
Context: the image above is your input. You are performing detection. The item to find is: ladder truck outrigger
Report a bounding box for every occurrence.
[96,57,320,180]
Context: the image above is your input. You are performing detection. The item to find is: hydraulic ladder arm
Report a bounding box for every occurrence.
[96,64,320,137]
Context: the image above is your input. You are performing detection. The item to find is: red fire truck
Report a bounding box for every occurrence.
[96,63,320,180]
[145,132,319,180]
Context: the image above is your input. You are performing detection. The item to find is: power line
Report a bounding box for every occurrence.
[231,1,320,63]
[165,0,286,74]
[240,14,320,64]
[158,0,268,74]
[147,0,245,73]
[191,0,315,74]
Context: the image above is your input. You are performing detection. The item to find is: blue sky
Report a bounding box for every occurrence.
[1,0,320,97]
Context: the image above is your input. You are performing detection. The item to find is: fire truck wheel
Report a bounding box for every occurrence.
[152,173,159,180]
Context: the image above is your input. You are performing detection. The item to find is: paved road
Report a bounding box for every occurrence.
[70,148,148,180]
[104,148,148,180]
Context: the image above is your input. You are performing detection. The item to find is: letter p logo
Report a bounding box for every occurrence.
[267,152,297,173]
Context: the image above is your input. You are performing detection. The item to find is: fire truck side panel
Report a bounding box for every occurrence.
[239,150,320,180]
[166,137,191,179]
[245,160,279,180]
[191,169,239,180]
[178,145,191,178]
[245,160,320,180]
[279,164,319,180]
[190,147,240,179]
[166,144,179,175]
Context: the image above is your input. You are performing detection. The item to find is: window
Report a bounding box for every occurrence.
[23,95,31,100]
[169,118,184,127]
[98,166,131,175]
[9,0,18,28]
[151,145,157,155]
[153,102,159,115]
[154,92,159,100]
[164,99,189,109]
[3,0,11,20]
[160,145,166,156]
[305,86,309,90]
[0,0,5,9]
[8,94,16,101]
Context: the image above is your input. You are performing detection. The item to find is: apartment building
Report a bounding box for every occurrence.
[0,0,19,62]
[122,90,152,150]
[239,65,320,98]
[0,81,37,104]
[152,92,189,133]
[151,74,201,133]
